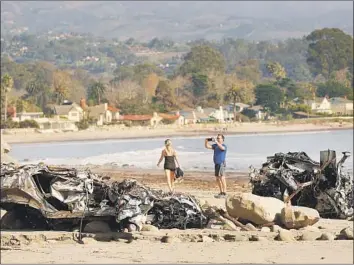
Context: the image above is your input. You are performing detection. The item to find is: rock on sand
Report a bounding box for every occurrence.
[226,193,284,225]
[281,205,320,229]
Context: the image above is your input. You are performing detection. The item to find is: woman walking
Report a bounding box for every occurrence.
[157,139,180,194]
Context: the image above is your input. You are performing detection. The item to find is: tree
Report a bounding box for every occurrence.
[296,82,316,101]
[224,76,255,122]
[266,61,287,80]
[255,84,284,112]
[1,74,14,121]
[330,68,352,88]
[317,80,353,99]
[191,73,209,97]
[113,66,135,81]
[306,28,353,79]
[141,73,160,103]
[88,81,106,105]
[235,59,262,84]
[154,80,176,111]
[179,45,226,75]
[25,78,52,111]
[53,70,71,104]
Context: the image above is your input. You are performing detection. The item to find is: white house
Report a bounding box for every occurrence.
[88,103,113,126]
[13,112,44,122]
[159,112,185,126]
[247,105,265,120]
[305,97,332,114]
[329,97,353,116]
[53,103,84,122]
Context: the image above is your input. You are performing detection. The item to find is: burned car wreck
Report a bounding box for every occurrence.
[249,150,353,219]
[0,163,208,232]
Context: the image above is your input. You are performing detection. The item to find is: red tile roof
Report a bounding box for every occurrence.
[120,115,152,121]
[158,113,180,120]
[108,106,120,112]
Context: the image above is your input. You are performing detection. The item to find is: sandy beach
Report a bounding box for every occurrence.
[2,120,353,144]
[1,167,353,264]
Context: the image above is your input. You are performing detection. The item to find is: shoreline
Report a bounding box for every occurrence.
[3,123,353,144]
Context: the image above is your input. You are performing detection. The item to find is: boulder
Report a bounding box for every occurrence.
[245,223,258,231]
[318,232,335,241]
[271,225,282,233]
[141,225,159,232]
[224,234,248,242]
[250,235,268,242]
[280,205,320,229]
[202,236,214,243]
[300,231,321,241]
[275,229,296,242]
[161,236,181,243]
[261,227,271,233]
[339,227,353,240]
[226,193,284,225]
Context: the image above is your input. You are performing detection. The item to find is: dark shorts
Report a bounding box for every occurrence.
[214,164,225,177]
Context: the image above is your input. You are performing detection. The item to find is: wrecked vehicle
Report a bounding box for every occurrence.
[0,163,208,232]
[249,150,353,219]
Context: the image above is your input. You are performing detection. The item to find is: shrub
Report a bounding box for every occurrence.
[1,119,19,129]
[123,121,132,127]
[19,120,40,129]
[235,113,250,122]
[289,104,311,113]
[75,120,89,130]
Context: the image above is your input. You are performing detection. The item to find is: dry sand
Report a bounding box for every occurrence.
[1,168,353,264]
[2,121,353,144]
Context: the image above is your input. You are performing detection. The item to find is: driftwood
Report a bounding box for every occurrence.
[217,209,251,231]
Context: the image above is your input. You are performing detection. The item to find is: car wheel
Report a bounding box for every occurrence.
[83,221,112,233]
[0,210,25,230]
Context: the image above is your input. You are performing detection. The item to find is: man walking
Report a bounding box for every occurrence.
[204,134,227,198]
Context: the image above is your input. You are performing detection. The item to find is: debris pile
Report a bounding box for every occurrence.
[0,163,208,231]
[249,150,353,219]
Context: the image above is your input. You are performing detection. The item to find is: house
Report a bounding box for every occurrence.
[13,111,44,122]
[304,97,332,114]
[88,103,113,126]
[225,103,250,113]
[53,103,84,122]
[247,105,265,120]
[158,112,184,126]
[196,106,234,123]
[38,119,79,132]
[119,114,154,126]
[195,111,211,123]
[108,106,120,120]
[179,110,197,124]
[329,97,353,116]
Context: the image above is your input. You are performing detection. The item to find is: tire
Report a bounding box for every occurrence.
[0,211,25,230]
[83,221,112,233]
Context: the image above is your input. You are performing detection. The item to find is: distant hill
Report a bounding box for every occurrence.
[1,1,353,41]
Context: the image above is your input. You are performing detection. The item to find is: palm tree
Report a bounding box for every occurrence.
[88,81,106,105]
[225,78,255,123]
[226,84,241,123]
[1,74,14,121]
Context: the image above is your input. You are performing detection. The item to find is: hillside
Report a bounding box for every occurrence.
[1,1,353,41]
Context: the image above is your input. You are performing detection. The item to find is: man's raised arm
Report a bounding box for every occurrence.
[205,138,213,149]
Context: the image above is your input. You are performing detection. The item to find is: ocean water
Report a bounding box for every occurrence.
[10,129,353,173]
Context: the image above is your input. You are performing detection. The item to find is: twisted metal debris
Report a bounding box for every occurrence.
[249,150,353,219]
[0,163,208,231]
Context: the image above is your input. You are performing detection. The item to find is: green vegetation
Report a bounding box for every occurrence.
[1,28,353,123]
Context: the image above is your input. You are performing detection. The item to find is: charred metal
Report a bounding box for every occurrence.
[0,163,208,232]
[249,150,353,219]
